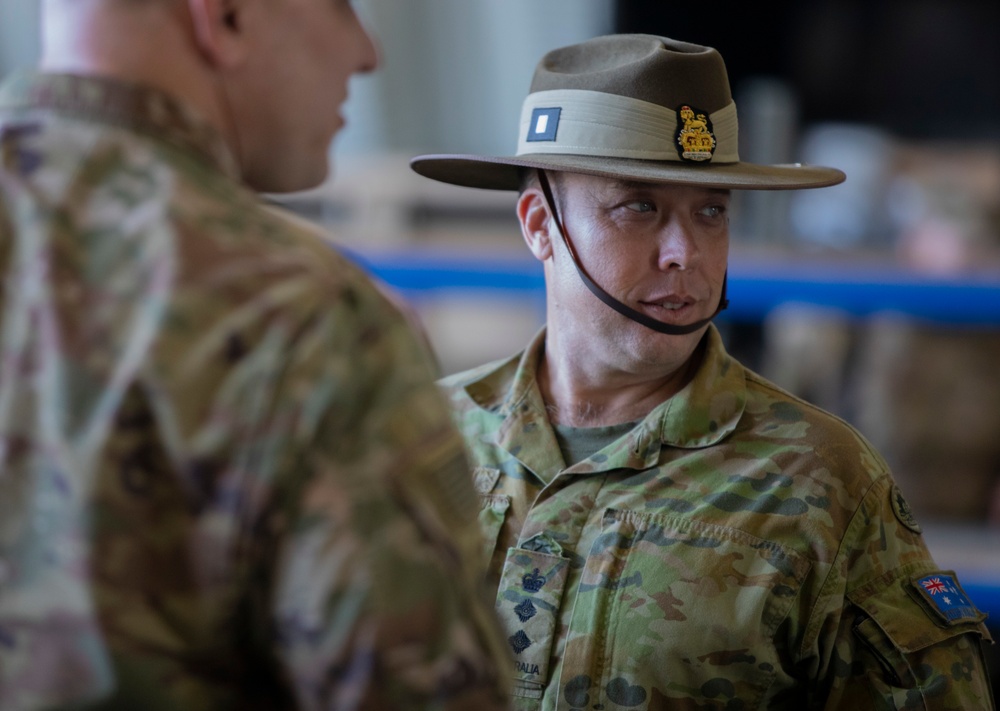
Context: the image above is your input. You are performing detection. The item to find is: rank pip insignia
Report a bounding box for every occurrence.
[508,630,533,655]
[675,104,716,162]
[515,599,538,622]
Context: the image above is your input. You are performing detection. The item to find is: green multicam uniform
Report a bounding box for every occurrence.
[443,325,995,710]
[0,73,508,711]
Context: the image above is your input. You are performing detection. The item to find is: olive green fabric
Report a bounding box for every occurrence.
[449,325,994,710]
[0,72,509,711]
[551,421,637,471]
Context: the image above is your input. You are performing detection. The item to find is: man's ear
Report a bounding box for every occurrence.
[518,187,555,262]
[186,0,248,68]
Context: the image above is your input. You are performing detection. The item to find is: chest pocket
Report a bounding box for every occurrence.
[478,494,510,571]
[560,509,811,710]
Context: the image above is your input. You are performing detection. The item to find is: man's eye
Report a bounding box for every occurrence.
[699,204,727,218]
[624,200,655,213]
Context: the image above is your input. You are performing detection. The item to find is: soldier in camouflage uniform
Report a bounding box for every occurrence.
[410,34,995,709]
[0,1,509,709]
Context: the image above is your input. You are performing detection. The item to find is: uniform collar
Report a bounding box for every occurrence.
[650,324,746,449]
[465,328,566,481]
[463,324,746,473]
[0,71,240,180]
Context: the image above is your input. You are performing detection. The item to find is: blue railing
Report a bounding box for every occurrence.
[347,248,1000,326]
[964,579,1000,622]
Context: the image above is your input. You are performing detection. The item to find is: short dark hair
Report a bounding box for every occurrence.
[517,167,538,194]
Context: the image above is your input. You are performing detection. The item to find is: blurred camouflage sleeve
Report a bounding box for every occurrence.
[0,72,508,710]
[812,476,995,710]
[266,294,511,711]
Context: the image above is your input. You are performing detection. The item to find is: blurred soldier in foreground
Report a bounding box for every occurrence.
[0,0,509,709]
[411,34,995,709]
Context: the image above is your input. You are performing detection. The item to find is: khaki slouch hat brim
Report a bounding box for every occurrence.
[411,34,845,192]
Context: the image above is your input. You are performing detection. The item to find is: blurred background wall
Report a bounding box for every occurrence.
[0,3,39,74]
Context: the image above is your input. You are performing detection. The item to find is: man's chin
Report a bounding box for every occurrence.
[247,160,329,195]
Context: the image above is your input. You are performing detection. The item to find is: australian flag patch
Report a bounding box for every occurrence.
[912,572,983,625]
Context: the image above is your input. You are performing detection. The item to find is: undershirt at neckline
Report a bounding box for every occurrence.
[551,420,640,470]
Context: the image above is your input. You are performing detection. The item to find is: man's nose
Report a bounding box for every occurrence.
[655,218,700,271]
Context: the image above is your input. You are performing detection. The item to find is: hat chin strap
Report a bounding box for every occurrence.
[536,170,729,336]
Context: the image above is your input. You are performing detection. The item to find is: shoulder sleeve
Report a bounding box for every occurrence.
[813,476,995,710]
[266,273,510,710]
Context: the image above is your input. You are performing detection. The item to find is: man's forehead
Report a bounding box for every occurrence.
[569,173,731,197]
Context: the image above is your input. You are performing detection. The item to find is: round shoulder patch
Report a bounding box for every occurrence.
[891,484,922,533]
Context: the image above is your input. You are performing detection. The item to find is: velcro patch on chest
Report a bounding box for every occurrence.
[911,572,984,625]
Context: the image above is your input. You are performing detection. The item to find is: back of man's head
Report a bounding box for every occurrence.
[39,0,378,193]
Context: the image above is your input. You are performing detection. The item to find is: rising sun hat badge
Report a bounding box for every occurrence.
[675,104,717,162]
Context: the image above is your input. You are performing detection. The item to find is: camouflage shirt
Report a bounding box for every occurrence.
[0,72,509,711]
[442,325,995,710]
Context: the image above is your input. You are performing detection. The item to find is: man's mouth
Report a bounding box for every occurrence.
[637,296,698,319]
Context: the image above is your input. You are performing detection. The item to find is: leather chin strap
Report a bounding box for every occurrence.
[536,170,729,336]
